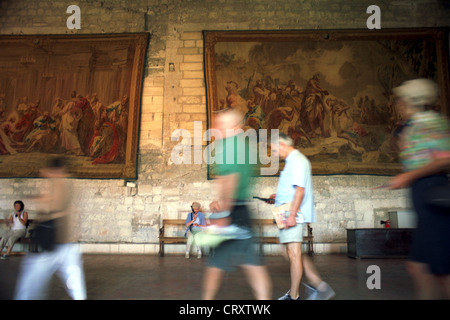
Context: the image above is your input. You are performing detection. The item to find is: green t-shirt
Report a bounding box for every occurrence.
[213,133,255,201]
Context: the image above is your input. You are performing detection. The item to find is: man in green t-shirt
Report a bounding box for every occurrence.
[212,128,253,226]
[202,109,272,300]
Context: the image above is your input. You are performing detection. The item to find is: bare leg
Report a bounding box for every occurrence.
[436,275,450,299]
[5,246,13,256]
[302,254,323,287]
[406,261,439,299]
[285,242,303,299]
[202,266,224,300]
[241,264,272,300]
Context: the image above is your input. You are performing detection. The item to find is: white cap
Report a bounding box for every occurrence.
[393,78,439,107]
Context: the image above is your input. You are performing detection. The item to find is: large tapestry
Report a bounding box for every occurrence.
[204,28,449,175]
[0,33,148,178]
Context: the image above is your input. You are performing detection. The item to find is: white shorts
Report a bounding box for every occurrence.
[279,223,304,244]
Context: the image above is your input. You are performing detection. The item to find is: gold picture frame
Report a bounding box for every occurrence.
[204,28,449,175]
[0,33,149,179]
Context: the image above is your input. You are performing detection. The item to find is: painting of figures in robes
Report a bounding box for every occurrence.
[204,28,449,175]
[0,33,148,178]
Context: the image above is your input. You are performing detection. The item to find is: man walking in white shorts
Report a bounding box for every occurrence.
[270,133,334,300]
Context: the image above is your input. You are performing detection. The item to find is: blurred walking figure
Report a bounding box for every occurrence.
[388,78,450,299]
[14,157,86,300]
[202,109,272,300]
[269,133,334,300]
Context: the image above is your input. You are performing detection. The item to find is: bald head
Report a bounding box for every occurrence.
[214,108,244,137]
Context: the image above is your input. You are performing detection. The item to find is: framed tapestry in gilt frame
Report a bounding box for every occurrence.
[204,28,449,176]
[0,33,149,179]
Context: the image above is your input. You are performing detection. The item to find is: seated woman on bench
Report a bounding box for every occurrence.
[185,202,207,259]
[1,200,28,259]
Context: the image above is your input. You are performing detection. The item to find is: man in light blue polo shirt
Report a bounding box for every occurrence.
[274,143,316,227]
[270,133,334,301]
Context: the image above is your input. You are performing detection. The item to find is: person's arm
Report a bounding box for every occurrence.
[18,211,28,226]
[286,186,305,228]
[389,157,450,189]
[267,194,276,204]
[186,213,195,227]
[191,214,200,227]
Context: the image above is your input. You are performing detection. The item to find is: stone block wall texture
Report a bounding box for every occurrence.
[0,0,449,253]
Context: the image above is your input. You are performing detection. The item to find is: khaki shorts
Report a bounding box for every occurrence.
[279,223,304,244]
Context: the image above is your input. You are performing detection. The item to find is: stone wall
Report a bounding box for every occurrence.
[0,0,449,254]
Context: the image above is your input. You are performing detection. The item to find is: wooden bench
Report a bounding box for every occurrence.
[158,218,314,256]
[0,219,37,254]
[252,219,279,254]
[158,219,187,257]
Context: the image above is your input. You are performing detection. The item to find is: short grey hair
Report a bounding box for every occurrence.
[278,133,293,146]
[192,202,201,209]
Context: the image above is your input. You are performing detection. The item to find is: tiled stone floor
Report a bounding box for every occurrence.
[0,253,417,300]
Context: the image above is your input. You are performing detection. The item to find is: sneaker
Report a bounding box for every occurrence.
[305,282,335,300]
[303,283,315,297]
[278,290,300,300]
[1,255,9,260]
[185,252,190,259]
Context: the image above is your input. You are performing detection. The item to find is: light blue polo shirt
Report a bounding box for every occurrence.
[275,149,316,223]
